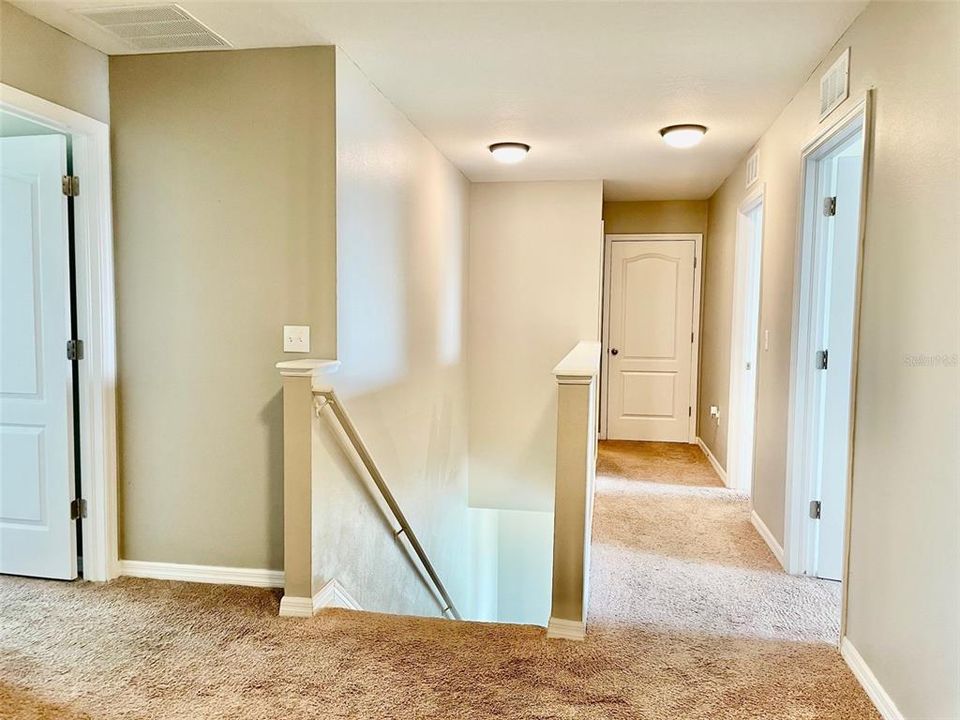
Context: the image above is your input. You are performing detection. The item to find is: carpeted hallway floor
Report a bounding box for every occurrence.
[0,441,879,719]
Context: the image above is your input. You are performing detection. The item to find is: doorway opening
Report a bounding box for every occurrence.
[600,233,703,444]
[785,95,872,634]
[0,85,118,582]
[726,187,765,496]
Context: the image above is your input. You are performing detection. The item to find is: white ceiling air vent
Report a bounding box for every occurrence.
[819,48,850,121]
[745,149,760,189]
[74,4,230,52]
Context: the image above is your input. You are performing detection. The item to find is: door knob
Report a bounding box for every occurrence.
[610,348,619,355]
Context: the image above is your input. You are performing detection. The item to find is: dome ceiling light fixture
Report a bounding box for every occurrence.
[659,124,708,148]
[488,142,531,164]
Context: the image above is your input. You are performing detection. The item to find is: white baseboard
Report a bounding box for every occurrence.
[840,637,904,720]
[120,560,283,588]
[696,437,728,486]
[279,579,362,618]
[314,578,362,611]
[547,617,586,641]
[278,595,313,617]
[750,509,785,567]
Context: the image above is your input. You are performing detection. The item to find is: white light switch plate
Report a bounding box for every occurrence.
[283,325,310,353]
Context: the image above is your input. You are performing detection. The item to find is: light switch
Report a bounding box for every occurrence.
[283,325,310,353]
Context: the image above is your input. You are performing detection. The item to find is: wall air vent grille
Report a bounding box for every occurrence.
[745,149,760,188]
[73,4,230,51]
[819,48,850,121]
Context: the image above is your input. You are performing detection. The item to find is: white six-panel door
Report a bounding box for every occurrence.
[607,240,695,442]
[0,135,77,580]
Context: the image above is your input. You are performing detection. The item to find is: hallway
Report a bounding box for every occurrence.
[586,440,876,717]
[591,440,842,641]
[0,441,878,719]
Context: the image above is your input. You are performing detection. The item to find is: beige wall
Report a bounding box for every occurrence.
[0,1,109,122]
[110,47,337,570]
[698,170,744,467]
[468,181,604,512]
[602,200,708,235]
[701,3,959,716]
[466,181,602,625]
[309,51,473,617]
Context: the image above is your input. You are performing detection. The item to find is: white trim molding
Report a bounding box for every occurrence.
[547,617,586,642]
[120,560,284,588]
[840,637,904,720]
[696,437,728,487]
[725,184,765,495]
[1,83,119,582]
[750,510,785,567]
[279,578,362,618]
[314,578,362,610]
[784,93,872,591]
[278,596,314,618]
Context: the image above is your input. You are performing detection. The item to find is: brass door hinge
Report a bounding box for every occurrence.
[62,176,80,197]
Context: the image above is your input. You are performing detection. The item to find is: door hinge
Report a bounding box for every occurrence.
[67,339,84,361]
[815,349,828,370]
[688,406,692,417]
[70,498,87,520]
[823,196,836,217]
[693,256,697,269]
[62,175,80,197]
[809,500,822,520]
[691,331,694,344]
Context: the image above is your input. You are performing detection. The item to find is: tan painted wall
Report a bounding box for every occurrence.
[110,47,337,570]
[602,200,708,235]
[308,51,473,617]
[701,3,959,716]
[468,181,604,512]
[698,169,744,467]
[0,1,109,122]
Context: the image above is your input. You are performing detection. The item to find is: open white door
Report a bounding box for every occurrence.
[812,138,863,581]
[0,135,78,580]
[606,239,695,442]
[786,102,869,583]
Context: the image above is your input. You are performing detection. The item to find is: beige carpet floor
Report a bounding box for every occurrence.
[1,441,879,719]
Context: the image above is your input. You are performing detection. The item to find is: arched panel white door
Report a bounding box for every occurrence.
[607,240,695,442]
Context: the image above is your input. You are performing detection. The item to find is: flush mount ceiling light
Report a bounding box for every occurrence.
[488,142,530,164]
[659,124,708,148]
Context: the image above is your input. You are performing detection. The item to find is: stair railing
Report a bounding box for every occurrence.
[313,389,462,621]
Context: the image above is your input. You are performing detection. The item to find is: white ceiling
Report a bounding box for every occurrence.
[13,1,868,200]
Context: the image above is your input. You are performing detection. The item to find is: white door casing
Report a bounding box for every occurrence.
[0,135,77,580]
[785,94,872,615]
[727,188,765,495]
[606,239,696,442]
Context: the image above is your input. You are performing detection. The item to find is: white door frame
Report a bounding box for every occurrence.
[600,233,703,443]
[1,84,119,581]
[784,93,873,632]
[726,185,765,494]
